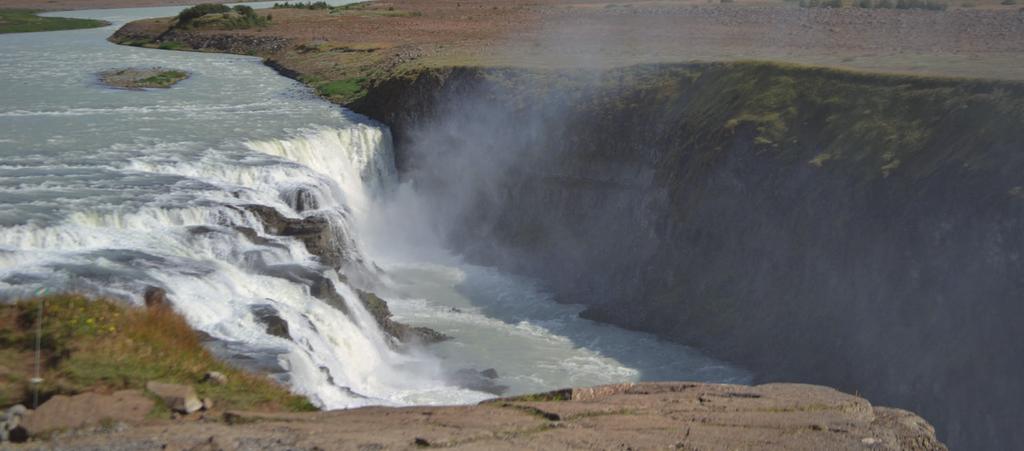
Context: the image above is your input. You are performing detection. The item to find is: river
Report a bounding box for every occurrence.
[0,3,749,408]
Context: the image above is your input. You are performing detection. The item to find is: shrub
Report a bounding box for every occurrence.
[176,3,231,25]
[857,0,873,7]
[1000,0,1016,5]
[175,3,269,29]
[272,1,330,9]
[232,5,255,16]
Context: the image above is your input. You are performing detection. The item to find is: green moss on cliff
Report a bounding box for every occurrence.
[318,77,368,102]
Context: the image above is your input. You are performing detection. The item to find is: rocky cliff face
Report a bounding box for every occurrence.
[351,63,1024,449]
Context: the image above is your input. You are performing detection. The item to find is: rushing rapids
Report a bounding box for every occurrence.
[0,3,749,410]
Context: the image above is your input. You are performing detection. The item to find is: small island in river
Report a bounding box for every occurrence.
[98,67,189,89]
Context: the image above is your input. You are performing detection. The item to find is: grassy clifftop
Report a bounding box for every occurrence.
[0,295,314,414]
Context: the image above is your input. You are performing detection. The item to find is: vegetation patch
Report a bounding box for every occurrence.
[273,1,331,9]
[799,0,949,9]
[0,9,107,34]
[99,67,190,89]
[0,294,315,414]
[175,4,271,30]
[317,77,368,102]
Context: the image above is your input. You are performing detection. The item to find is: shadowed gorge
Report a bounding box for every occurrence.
[349,63,1024,449]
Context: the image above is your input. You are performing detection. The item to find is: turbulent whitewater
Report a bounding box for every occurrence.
[0,4,748,409]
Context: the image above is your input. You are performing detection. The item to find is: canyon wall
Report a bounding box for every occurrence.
[351,63,1024,449]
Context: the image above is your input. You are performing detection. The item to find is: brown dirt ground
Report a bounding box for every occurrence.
[19,382,947,450]
[112,0,1024,82]
[0,0,259,12]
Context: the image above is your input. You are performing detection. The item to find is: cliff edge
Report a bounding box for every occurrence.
[20,382,945,450]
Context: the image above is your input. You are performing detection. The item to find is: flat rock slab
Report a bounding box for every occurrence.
[146,381,202,414]
[19,390,154,437]
[23,382,946,450]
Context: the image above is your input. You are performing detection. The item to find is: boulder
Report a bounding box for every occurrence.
[249,304,291,340]
[451,368,509,395]
[146,381,203,414]
[357,289,450,345]
[18,391,153,437]
[6,405,27,417]
[203,371,229,385]
[240,204,349,269]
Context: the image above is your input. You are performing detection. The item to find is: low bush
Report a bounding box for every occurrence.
[176,3,230,25]
[175,3,270,29]
[272,1,330,9]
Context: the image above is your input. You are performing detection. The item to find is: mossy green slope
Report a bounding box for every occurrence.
[0,295,315,414]
[0,9,107,34]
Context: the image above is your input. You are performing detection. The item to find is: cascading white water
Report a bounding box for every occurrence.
[1,122,489,408]
[1,5,750,413]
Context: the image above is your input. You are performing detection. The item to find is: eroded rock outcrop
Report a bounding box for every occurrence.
[233,204,445,346]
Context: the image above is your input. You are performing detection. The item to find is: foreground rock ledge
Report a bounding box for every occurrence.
[26,382,945,450]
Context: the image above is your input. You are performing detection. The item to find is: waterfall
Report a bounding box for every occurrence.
[0,124,487,408]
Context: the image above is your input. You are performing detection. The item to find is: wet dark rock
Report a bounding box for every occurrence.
[481,368,499,379]
[232,204,449,346]
[283,186,321,213]
[143,286,169,308]
[451,368,508,395]
[357,290,450,345]
[250,304,291,340]
[233,226,287,249]
[255,264,447,346]
[241,204,348,269]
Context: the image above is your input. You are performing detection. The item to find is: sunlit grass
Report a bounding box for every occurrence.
[0,294,316,413]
